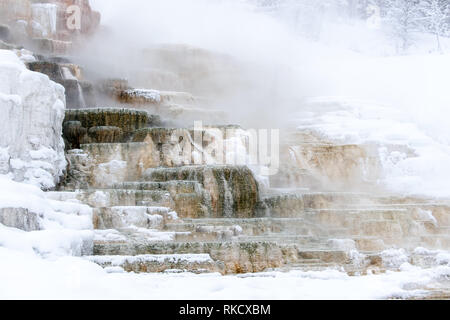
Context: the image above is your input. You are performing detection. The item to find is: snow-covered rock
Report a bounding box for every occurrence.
[0,175,94,257]
[0,49,66,189]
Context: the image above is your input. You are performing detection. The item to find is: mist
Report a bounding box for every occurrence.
[81,0,450,145]
[77,0,326,128]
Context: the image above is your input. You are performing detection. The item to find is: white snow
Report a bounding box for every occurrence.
[0,176,93,258]
[93,229,127,242]
[381,249,410,269]
[0,247,449,299]
[107,206,165,229]
[0,49,66,189]
[127,226,177,242]
[124,89,161,103]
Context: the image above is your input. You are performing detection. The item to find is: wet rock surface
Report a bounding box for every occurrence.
[144,166,260,218]
[62,108,159,148]
[65,109,151,135]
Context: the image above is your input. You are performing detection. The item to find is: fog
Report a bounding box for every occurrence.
[83,0,450,144]
[80,0,332,128]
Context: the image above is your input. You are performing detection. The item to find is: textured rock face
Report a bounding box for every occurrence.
[132,126,250,167]
[63,155,260,218]
[60,118,258,218]
[65,108,150,136]
[27,61,64,79]
[93,206,175,230]
[0,50,66,189]
[60,149,93,189]
[145,166,260,218]
[93,240,286,274]
[63,109,155,148]
[62,123,249,187]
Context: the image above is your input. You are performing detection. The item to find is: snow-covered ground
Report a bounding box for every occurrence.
[0,176,93,256]
[0,244,449,300]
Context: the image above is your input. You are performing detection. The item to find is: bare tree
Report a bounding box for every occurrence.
[420,0,450,53]
[383,0,423,53]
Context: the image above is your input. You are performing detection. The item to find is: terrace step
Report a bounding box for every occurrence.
[164,218,315,236]
[93,238,290,274]
[113,181,201,193]
[91,225,369,274]
[77,189,174,208]
[93,206,176,230]
[85,253,224,274]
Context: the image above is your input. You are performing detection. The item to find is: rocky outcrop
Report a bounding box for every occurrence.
[131,126,250,167]
[62,123,250,189]
[0,50,66,189]
[144,166,260,218]
[63,108,158,148]
[65,108,152,135]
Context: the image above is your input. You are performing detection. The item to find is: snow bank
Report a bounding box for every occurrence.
[0,246,449,299]
[0,49,66,189]
[0,176,93,257]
